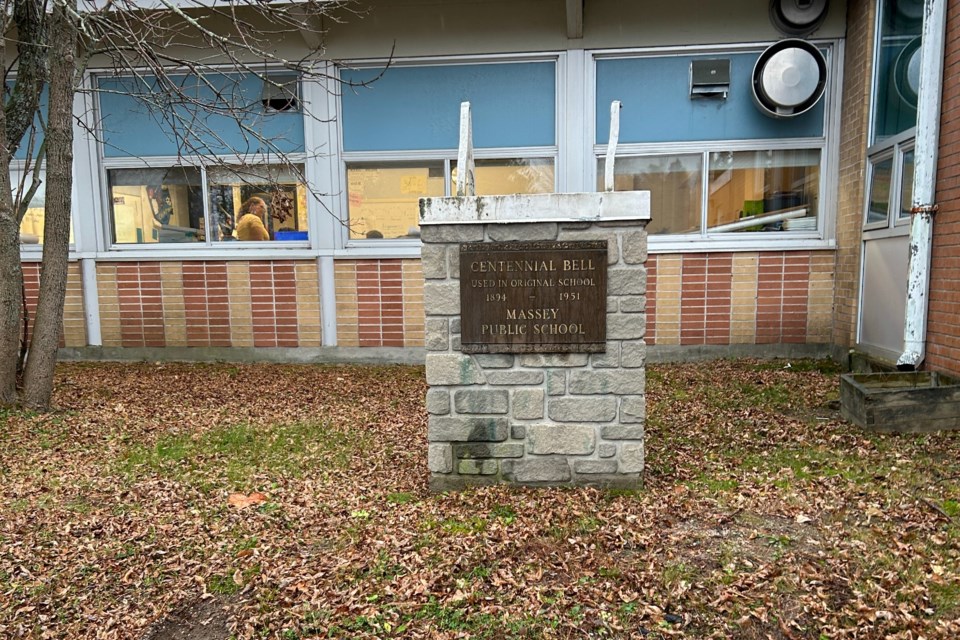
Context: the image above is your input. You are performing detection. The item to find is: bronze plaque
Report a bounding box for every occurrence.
[459,241,607,353]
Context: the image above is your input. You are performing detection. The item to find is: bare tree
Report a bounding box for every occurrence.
[0,0,362,410]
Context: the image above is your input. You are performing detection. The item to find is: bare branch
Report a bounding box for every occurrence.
[5,0,50,156]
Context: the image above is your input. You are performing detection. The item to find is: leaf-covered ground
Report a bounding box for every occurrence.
[2,359,959,639]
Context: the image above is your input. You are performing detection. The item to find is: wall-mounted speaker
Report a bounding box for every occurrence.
[770,0,830,37]
[752,39,827,118]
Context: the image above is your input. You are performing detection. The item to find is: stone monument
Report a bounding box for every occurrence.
[420,103,650,490]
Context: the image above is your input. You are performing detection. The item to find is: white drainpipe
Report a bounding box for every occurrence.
[897,0,948,371]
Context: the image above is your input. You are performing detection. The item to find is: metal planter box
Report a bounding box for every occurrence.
[840,371,960,433]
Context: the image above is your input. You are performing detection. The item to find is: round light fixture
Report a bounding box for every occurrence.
[752,39,827,118]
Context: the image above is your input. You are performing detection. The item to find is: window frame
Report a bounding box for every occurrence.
[863,131,915,235]
[863,149,896,231]
[98,153,311,251]
[867,0,924,149]
[588,41,841,254]
[13,162,80,254]
[863,0,920,238]
[594,139,829,241]
[335,53,562,253]
[91,67,318,254]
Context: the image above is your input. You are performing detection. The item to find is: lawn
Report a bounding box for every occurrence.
[1,359,959,639]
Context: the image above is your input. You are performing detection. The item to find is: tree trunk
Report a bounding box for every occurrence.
[0,0,50,406]
[21,1,78,410]
[0,208,22,406]
[0,37,21,406]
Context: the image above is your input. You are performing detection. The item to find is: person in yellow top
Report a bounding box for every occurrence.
[235,196,270,241]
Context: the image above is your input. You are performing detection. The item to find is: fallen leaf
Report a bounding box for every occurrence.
[228,492,269,509]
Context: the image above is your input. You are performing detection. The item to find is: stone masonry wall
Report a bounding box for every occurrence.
[421,220,647,490]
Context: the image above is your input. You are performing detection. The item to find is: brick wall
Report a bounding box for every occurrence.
[927,0,960,375]
[334,258,425,347]
[832,0,875,350]
[96,260,322,348]
[646,251,834,346]
[22,261,86,348]
[23,252,836,354]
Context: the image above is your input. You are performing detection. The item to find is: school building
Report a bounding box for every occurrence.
[18,0,960,375]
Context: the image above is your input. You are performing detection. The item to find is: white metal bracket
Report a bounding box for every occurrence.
[604,100,622,192]
[456,101,476,197]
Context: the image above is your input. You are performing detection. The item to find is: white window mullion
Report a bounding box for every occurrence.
[559,49,590,193]
[444,157,452,197]
[199,165,212,246]
[700,151,710,237]
[303,66,339,252]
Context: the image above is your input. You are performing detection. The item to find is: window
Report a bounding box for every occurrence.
[13,168,75,246]
[108,163,307,245]
[898,148,915,219]
[208,165,308,242]
[864,0,921,230]
[346,162,445,239]
[18,190,46,244]
[707,150,820,233]
[97,71,309,247]
[451,158,555,197]
[598,154,702,235]
[595,48,828,238]
[10,85,74,247]
[109,167,204,244]
[16,169,47,245]
[863,144,913,230]
[871,0,923,146]
[866,156,894,227]
[600,149,820,235]
[339,60,558,240]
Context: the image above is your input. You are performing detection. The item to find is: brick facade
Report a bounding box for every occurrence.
[334,258,425,348]
[96,260,322,348]
[23,251,837,355]
[832,0,875,352]
[646,251,833,346]
[927,0,960,375]
[22,261,86,348]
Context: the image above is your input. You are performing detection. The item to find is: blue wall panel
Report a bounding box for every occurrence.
[340,62,556,151]
[98,74,305,158]
[596,53,826,144]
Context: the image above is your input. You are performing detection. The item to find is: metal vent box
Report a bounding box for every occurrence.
[690,59,730,98]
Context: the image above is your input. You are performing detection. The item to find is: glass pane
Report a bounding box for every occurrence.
[898,148,915,219]
[707,149,820,233]
[207,164,308,242]
[867,156,894,226]
[451,158,555,195]
[16,170,74,245]
[872,0,923,144]
[597,154,702,235]
[110,167,204,244]
[346,162,445,240]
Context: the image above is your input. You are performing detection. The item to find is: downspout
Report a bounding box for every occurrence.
[897,0,948,371]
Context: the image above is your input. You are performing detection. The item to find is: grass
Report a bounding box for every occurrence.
[385,491,418,504]
[3,359,960,640]
[118,420,362,487]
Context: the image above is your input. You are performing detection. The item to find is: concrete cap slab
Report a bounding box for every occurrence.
[419,191,650,225]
